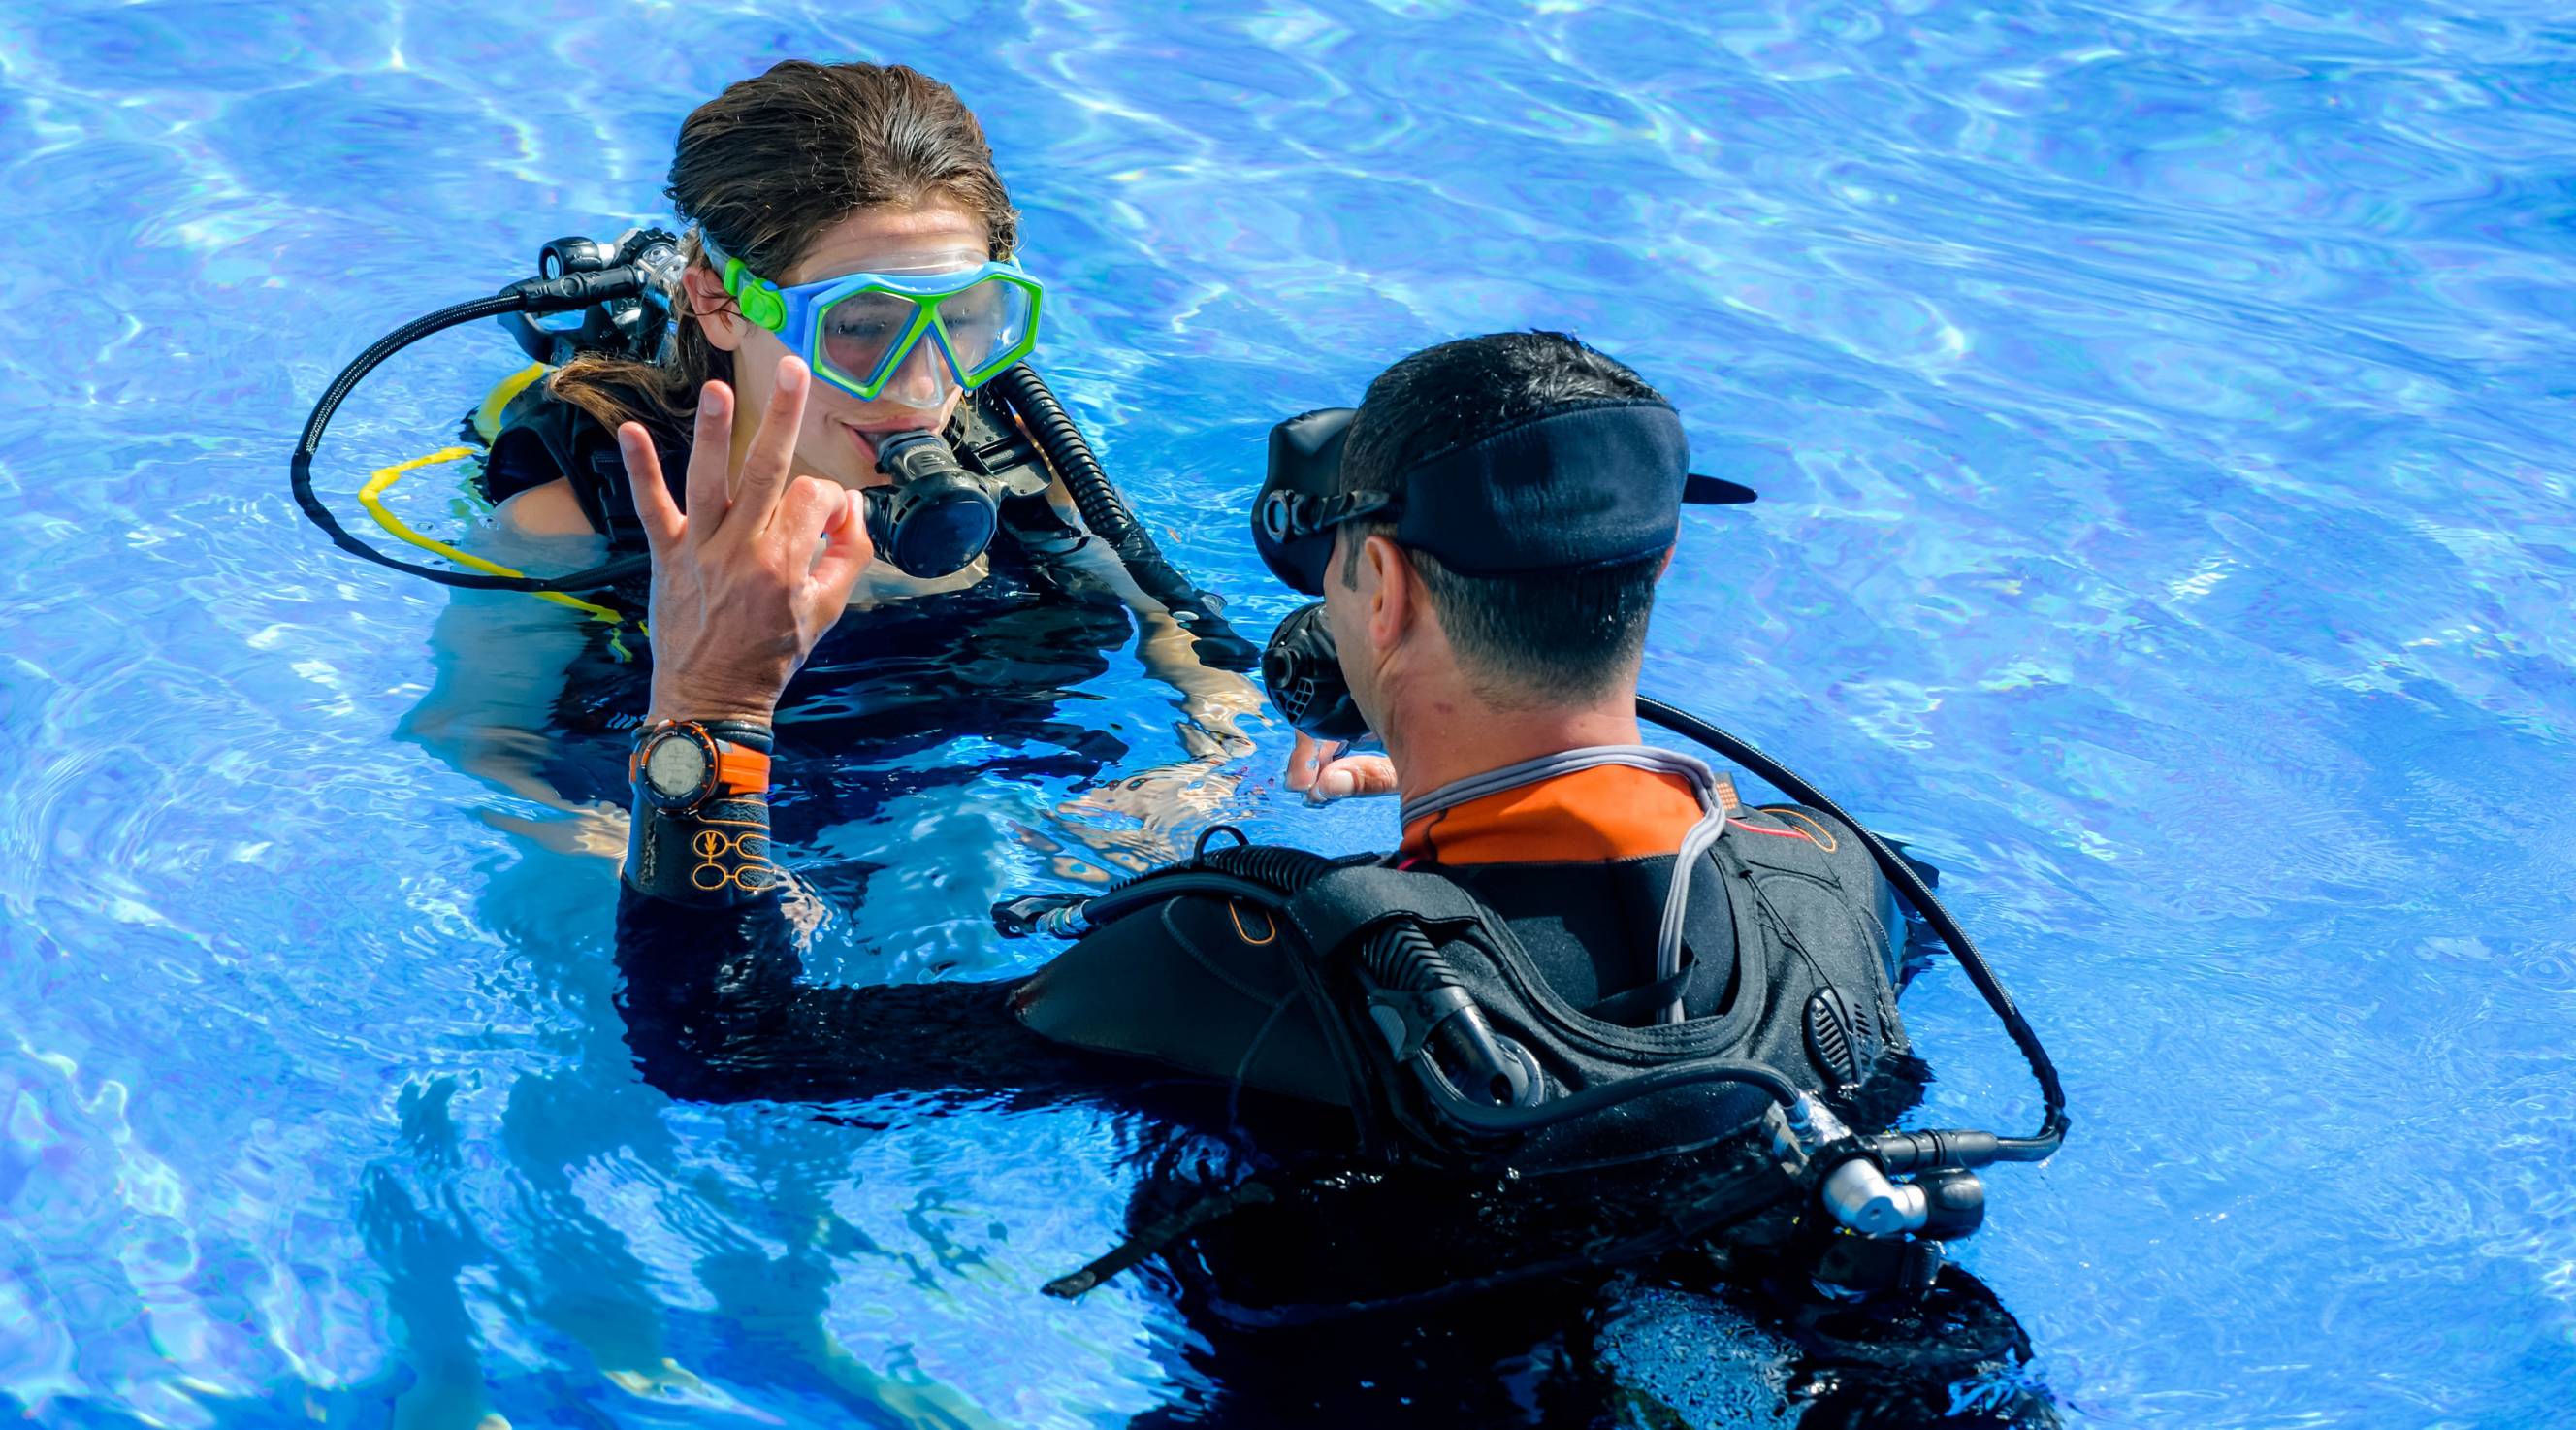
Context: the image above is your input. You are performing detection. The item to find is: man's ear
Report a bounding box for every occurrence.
[681,263,748,353]
[1364,534,1416,655]
[1658,545,1677,581]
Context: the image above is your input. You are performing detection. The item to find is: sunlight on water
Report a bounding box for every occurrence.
[2,0,2570,1424]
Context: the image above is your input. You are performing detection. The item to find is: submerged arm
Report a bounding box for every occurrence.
[1007,476,1271,864]
[1017,471,1265,737]
[400,516,633,859]
[612,874,1095,1107]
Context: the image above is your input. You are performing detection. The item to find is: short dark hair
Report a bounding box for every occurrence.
[1337,331,1667,707]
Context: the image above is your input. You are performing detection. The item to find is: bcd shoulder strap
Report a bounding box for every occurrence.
[1282,863,1496,963]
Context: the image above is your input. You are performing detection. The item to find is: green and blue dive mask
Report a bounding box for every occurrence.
[700,233,1044,405]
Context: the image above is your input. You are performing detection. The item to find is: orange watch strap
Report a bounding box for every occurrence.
[712,742,771,797]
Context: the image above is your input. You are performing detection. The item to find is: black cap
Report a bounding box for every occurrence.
[1252,400,1757,596]
[1389,400,1755,576]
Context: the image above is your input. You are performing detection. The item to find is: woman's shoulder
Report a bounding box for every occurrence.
[496,476,595,537]
[478,374,593,504]
[481,374,689,542]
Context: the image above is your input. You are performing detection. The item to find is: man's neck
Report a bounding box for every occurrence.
[1384,696,1644,803]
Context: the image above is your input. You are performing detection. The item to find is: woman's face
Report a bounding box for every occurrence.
[685,203,990,491]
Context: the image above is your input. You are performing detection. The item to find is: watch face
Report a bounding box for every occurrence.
[644,731,713,801]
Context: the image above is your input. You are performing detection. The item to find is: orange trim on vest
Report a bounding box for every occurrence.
[1401,764,1707,865]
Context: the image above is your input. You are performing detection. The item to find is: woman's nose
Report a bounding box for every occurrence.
[881,339,953,409]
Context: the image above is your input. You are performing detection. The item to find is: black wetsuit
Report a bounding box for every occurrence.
[611,789,2054,1425]
[502,385,2046,1422]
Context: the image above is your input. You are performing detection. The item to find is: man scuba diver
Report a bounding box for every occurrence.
[609,332,2067,1424]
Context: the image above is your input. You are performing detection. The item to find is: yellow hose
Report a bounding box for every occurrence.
[357,447,628,625]
[471,362,550,443]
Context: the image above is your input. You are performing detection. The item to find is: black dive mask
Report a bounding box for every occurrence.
[1253,407,1371,594]
[1260,601,1369,742]
[865,429,1007,578]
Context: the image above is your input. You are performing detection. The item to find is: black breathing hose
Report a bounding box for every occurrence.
[979,363,1267,670]
[1425,1055,1806,1133]
[1638,696,2068,1160]
[290,277,653,594]
[986,363,1138,544]
[1079,867,1312,928]
[1198,842,1340,891]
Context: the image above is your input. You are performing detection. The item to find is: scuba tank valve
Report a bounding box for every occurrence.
[499,228,683,367]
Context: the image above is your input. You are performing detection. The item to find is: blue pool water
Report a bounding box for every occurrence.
[6,0,2573,1423]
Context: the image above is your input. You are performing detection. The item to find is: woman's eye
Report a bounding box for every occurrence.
[826,297,912,341]
[829,314,899,341]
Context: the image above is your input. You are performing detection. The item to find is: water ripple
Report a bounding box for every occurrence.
[1,0,2571,1423]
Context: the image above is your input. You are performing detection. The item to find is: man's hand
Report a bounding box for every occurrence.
[1283,731,1398,804]
[620,358,874,725]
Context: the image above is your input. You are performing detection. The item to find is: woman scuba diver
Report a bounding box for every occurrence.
[493,64,1027,556]
[364,60,1261,874]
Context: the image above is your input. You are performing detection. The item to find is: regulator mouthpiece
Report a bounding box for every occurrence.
[1260,601,1369,743]
[866,430,1000,579]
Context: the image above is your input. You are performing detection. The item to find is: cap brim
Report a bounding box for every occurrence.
[1683,472,1759,505]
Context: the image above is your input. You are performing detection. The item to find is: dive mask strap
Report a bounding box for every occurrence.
[696,231,787,332]
[1256,489,1400,543]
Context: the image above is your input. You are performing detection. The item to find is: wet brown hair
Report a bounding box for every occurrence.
[550,60,1020,432]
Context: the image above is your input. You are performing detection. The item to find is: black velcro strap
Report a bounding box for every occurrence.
[1283,866,1491,959]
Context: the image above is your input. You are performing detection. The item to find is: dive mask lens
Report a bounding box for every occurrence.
[1261,601,1370,742]
[819,291,923,397]
[932,275,1037,386]
[814,269,1041,401]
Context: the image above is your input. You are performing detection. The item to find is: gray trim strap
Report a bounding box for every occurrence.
[1401,744,1733,1024]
